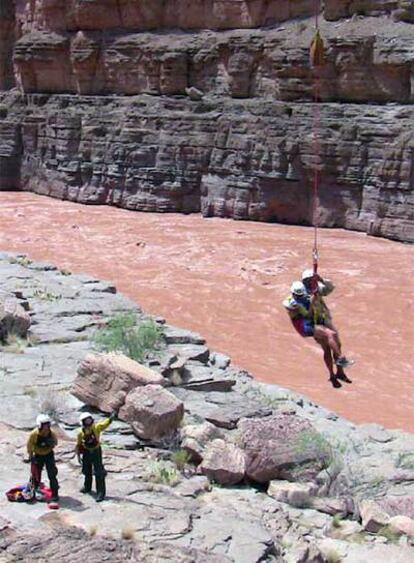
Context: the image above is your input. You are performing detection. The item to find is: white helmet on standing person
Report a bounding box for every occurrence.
[302,269,315,281]
[291,281,306,297]
[79,412,94,426]
[36,414,51,428]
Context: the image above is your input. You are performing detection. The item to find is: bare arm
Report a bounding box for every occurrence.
[318,278,335,296]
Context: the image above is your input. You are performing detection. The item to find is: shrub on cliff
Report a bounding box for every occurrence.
[93,313,163,362]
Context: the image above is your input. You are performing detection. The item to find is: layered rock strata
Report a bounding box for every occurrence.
[8,23,414,102]
[0,1,413,241]
[0,0,15,91]
[1,94,410,242]
[10,0,414,35]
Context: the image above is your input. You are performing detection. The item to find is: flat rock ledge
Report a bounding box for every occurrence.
[1,252,414,563]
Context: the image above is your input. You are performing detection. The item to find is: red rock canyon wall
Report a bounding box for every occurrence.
[0,0,413,241]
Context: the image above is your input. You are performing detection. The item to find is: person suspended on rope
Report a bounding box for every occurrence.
[76,411,117,502]
[283,278,352,388]
[26,414,59,502]
[292,8,354,386]
[301,268,333,298]
[301,268,353,370]
[283,281,313,336]
[301,268,335,327]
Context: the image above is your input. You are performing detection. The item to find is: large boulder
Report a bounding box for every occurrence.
[181,421,225,463]
[169,344,210,364]
[0,297,31,340]
[181,363,236,392]
[71,352,166,412]
[236,414,330,483]
[394,1,414,22]
[378,495,414,520]
[388,516,414,538]
[200,439,246,485]
[171,388,271,430]
[267,480,318,508]
[359,500,390,533]
[118,385,184,440]
[310,497,350,517]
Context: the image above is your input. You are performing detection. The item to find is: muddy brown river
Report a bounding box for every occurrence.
[1,192,413,432]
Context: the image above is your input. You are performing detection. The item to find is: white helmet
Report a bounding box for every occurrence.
[291,281,306,296]
[36,414,51,428]
[302,269,314,281]
[79,412,94,425]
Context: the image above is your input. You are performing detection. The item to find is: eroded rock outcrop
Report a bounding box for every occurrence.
[118,384,184,439]
[0,93,411,241]
[389,516,414,538]
[72,352,166,412]
[200,438,246,485]
[181,421,225,463]
[0,0,15,90]
[0,2,413,241]
[9,24,414,103]
[237,414,330,483]
[360,499,391,532]
[14,0,317,33]
[379,495,414,520]
[0,296,31,341]
[267,480,319,508]
[324,0,397,20]
[0,524,225,563]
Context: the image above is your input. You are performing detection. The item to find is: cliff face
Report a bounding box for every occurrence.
[0,0,413,242]
[0,0,15,90]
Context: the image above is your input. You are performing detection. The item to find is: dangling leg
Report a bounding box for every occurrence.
[324,328,351,380]
[325,328,341,359]
[322,318,353,373]
[314,326,341,388]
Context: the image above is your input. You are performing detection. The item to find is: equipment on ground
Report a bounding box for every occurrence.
[5,482,56,506]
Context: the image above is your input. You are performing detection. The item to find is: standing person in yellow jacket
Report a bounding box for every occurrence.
[26,414,59,502]
[76,411,116,502]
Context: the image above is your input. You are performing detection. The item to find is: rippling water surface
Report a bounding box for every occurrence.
[1,192,413,431]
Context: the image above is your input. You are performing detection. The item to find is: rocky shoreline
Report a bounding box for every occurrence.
[1,251,414,562]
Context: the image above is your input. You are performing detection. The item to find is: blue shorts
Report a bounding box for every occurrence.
[292,318,314,337]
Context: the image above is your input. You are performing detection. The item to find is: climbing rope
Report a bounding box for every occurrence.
[309,0,325,292]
